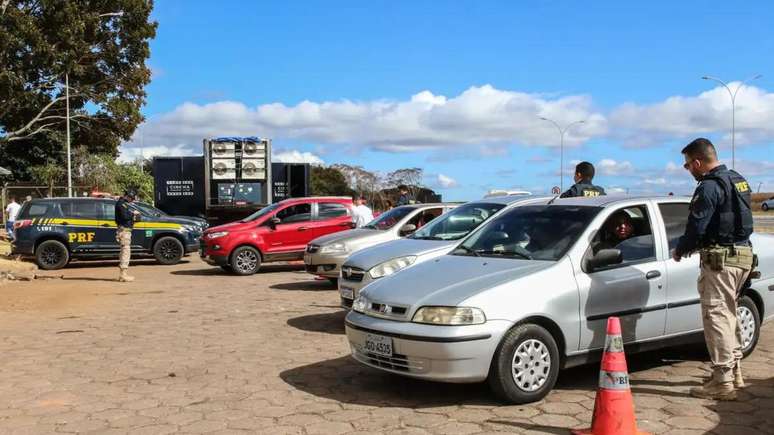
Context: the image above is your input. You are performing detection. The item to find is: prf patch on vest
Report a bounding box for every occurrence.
[68,232,95,243]
[734,181,750,193]
[583,190,601,197]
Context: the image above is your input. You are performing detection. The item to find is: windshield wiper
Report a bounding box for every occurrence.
[474,249,532,260]
[454,245,480,257]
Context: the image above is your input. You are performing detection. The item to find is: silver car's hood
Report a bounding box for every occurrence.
[361,254,553,307]
[311,228,381,245]
[345,238,455,270]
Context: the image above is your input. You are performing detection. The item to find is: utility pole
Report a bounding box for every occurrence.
[539,117,585,191]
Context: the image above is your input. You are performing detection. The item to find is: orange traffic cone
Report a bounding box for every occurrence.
[572,317,650,435]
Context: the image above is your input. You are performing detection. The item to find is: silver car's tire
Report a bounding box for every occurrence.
[763,203,769,211]
[738,295,760,357]
[488,323,560,404]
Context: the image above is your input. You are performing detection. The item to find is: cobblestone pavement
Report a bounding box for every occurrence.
[1,257,773,434]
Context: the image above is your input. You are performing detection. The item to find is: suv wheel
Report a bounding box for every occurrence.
[488,324,560,404]
[738,295,761,357]
[230,246,261,275]
[36,240,69,270]
[153,236,184,265]
[763,203,769,211]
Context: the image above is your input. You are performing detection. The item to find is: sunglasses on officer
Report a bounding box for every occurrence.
[683,158,700,170]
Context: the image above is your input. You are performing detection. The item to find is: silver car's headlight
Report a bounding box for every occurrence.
[369,256,417,279]
[412,306,486,325]
[321,242,348,254]
[352,295,369,313]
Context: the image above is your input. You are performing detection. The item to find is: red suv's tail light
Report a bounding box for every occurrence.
[13,219,32,229]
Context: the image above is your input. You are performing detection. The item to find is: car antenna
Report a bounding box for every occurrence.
[546,195,560,205]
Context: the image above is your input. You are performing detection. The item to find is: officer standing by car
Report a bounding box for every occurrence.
[559,161,606,198]
[115,189,141,282]
[673,138,754,401]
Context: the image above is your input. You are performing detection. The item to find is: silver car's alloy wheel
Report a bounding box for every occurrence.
[512,339,551,392]
[235,250,258,273]
[738,305,756,349]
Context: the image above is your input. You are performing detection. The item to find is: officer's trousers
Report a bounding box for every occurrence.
[115,227,132,270]
[698,264,748,383]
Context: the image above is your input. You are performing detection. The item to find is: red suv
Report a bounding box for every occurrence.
[201,197,354,275]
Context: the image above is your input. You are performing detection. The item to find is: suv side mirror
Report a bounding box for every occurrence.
[399,223,417,236]
[587,248,623,272]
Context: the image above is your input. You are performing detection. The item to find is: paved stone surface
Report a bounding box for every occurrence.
[0,257,773,434]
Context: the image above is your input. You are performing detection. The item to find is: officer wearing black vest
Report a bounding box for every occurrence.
[559,161,606,198]
[673,137,754,401]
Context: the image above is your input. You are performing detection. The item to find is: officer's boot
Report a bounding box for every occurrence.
[690,370,736,401]
[118,269,135,283]
[734,361,744,389]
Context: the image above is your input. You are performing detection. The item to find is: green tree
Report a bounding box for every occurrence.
[28,162,65,197]
[310,165,353,197]
[114,162,153,203]
[0,1,157,179]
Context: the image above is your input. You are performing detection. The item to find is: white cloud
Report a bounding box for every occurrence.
[436,173,459,189]
[596,159,635,176]
[273,150,324,165]
[121,85,607,156]
[609,83,774,147]
[118,144,195,163]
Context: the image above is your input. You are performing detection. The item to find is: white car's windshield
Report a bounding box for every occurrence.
[453,205,601,261]
[411,202,504,241]
[362,206,414,230]
[241,203,280,222]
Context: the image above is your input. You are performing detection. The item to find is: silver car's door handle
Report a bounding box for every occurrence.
[645,270,661,280]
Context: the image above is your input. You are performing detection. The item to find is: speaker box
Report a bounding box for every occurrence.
[242,140,267,157]
[211,159,236,179]
[210,141,236,158]
[241,158,266,179]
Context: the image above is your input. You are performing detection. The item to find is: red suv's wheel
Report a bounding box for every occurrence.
[230,246,262,275]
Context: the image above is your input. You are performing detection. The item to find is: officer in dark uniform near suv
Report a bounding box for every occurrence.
[559,161,606,198]
[115,189,141,282]
[673,137,754,401]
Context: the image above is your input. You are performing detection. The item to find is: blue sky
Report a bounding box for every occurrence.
[123,0,774,200]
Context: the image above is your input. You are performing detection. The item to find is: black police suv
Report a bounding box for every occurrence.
[12,198,202,270]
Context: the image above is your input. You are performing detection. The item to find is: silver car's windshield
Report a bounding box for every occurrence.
[362,206,414,230]
[241,203,280,222]
[453,205,601,261]
[411,202,504,241]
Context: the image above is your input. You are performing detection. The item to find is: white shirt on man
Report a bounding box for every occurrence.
[5,201,20,222]
[352,204,374,228]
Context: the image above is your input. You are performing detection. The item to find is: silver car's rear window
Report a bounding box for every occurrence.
[453,205,602,261]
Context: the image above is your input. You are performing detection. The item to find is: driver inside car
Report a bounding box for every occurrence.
[594,211,635,253]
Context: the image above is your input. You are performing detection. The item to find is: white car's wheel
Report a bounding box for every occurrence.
[488,324,559,404]
[738,295,760,357]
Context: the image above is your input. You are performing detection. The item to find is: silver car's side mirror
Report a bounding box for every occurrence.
[400,223,417,235]
[587,248,623,272]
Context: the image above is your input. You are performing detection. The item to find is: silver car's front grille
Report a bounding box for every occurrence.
[341,266,366,282]
[352,347,426,373]
[362,301,410,320]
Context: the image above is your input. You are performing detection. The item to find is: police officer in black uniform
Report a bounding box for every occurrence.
[115,189,141,282]
[559,161,606,198]
[672,138,754,401]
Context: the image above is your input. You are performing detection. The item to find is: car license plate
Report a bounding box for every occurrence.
[364,333,393,357]
[340,286,354,300]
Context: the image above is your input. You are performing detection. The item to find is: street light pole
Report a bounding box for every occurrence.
[539,117,585,191]
[701,74,762,169]
[65,73,72,197]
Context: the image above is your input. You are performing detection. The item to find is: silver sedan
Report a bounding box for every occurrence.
[345,195,774,403]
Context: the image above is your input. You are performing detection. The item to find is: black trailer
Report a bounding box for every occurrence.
[152,157,206,217]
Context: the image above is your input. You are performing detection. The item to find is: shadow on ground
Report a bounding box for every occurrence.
[270,279,337,291]
[171,263,304,276]
[61,259,164,269]
[287,311,346,335]
[708,376,774,432]
[281,343,711,410]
